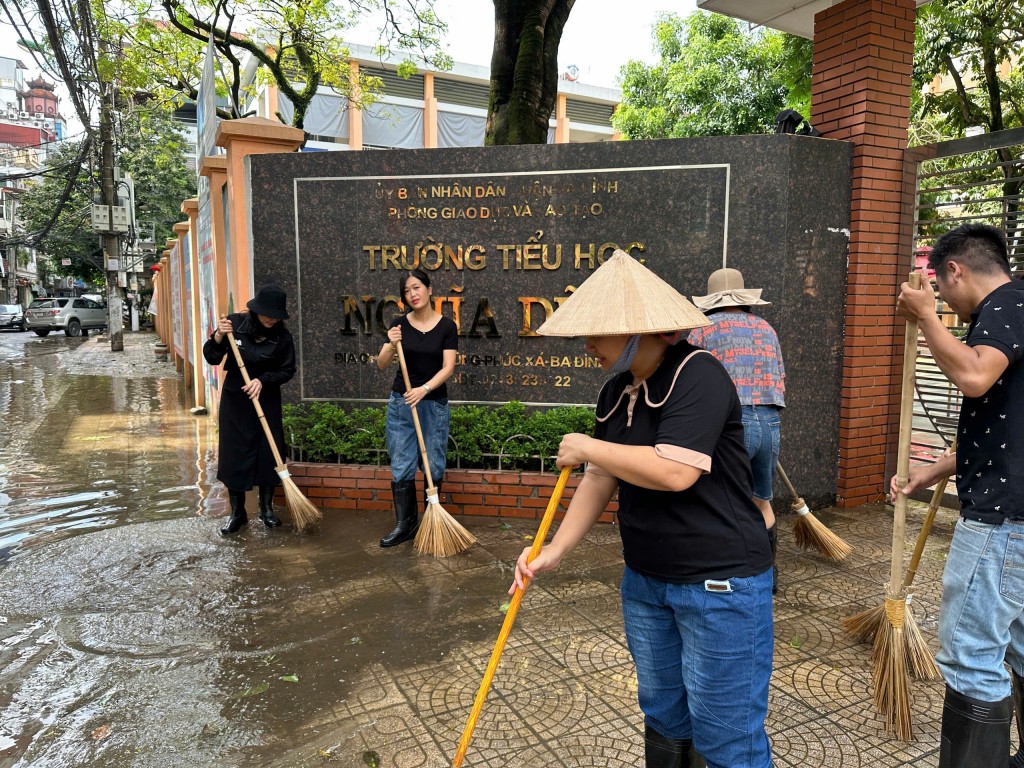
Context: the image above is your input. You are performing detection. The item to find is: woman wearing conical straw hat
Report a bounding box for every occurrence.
[511,250,774,768]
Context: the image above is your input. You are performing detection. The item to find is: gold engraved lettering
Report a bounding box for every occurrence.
[467,298,501,338]
[519,297,554,337]
[575,243,595,269]
[498,244,517,270]
[364,245,382,270]
[433,286,464,333]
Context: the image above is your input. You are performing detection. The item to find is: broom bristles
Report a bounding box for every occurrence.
[904,597,941,681]
[277,467,322,533]
[415,500,476,558]
[843,598,940,681]
[842,603,887,645]
[792,504,852,561]
[870,594,914,742]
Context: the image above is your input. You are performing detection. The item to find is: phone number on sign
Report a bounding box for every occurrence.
[451,372,574,388]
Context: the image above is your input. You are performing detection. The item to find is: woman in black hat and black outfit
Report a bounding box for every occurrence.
[203,284,297,535]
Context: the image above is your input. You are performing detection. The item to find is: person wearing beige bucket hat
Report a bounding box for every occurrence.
[511,250,774,768]
[690,268,786,595]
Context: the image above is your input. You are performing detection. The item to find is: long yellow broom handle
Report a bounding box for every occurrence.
[394,340,436,491]
[224,323,286,469]
[891,272,922,592]
[451,465,574,768]
[902,435,957,589]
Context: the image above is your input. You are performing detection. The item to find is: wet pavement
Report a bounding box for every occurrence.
[0,328,995,767]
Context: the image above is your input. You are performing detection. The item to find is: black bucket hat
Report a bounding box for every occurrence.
[247,284,290,320]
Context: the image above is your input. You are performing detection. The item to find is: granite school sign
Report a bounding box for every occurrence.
[249,136,852,416]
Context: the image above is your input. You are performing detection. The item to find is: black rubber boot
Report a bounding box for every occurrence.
[644,724,693,768]
[380,480,418,547]
[938,685,1012,768]
[767,523,778,595]
[220,489,248,536]
[1012,669,1024,768]
[258,485,282,528]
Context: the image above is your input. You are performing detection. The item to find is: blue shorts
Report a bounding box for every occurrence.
[741,405,781,501]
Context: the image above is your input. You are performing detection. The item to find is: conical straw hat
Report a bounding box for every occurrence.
[537,250,710,337]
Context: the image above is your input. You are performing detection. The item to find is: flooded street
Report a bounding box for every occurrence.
[0,330,221,563]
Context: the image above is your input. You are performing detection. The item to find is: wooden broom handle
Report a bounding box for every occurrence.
[452,465,573,768]
[775,461,807,509]
[394,340,437,491]
[891,271,922,592]
[224,324,286,469]
[903,435,957,588]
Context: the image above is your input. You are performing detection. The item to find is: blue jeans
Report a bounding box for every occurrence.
[621,565,774,768]
[742,405,781,501]
[936,517,1024,701]
[385,392,450,484]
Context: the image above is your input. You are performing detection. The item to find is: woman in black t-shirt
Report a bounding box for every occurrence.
[511,251,774,768]
[376,269,458,547]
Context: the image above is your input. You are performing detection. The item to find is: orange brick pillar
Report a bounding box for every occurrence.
[555,93,570,144]
[172,223,192,385]
[157,254,169,346]
[214,117,304,314]
[423,73,438,148]
[810,0,916,506]
[348,61,363,150]
[199,155,230,415]
[182,198,206,410]
[199,156,230,321]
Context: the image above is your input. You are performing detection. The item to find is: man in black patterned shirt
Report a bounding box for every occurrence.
[893,223,1024,768]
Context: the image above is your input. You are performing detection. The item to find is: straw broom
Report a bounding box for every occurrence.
[452,465,573,768]
[777,461,852,561]
[393,340,475,557]
[869,271,923,742]
[225,326,322,532]
[842,438,955,681]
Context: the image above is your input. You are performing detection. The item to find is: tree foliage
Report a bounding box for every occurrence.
[613,12,812,140]
[913,0,1024,136]
[911,1,1024,240]
[487,0,574,145]
[105,0,451,128]
[17,109,195,283]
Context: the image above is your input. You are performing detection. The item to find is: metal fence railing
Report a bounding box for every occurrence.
[906,127,1024,469]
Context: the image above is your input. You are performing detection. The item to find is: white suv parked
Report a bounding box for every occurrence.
[25,297,108,337]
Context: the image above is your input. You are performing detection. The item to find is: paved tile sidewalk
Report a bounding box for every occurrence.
[253,501,973,768]
[64,331,178,379]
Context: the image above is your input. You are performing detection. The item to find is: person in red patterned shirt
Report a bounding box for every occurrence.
[690,268,786,593]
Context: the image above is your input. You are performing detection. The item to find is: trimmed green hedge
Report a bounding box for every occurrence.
[283,401,595,470]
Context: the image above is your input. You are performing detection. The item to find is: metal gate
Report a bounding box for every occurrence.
[905,127,1024,468]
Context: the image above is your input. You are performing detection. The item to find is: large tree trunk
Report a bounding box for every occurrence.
[487,0,574,145]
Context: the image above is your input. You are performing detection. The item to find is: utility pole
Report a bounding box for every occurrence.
[98,37,124,352]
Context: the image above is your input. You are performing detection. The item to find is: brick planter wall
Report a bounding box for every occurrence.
[289,463,618,524]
